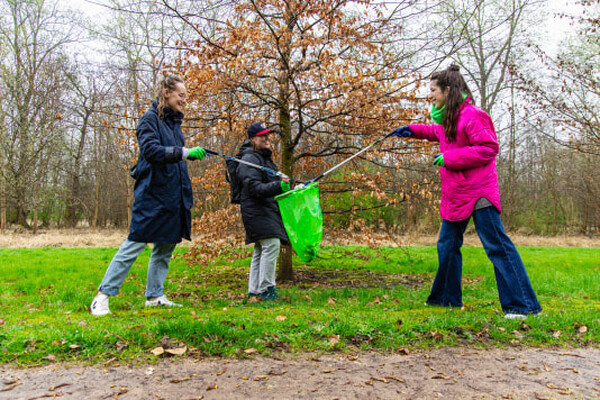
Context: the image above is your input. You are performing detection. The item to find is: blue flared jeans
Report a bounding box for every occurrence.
[98,239,177,298]
[427,207,542,315]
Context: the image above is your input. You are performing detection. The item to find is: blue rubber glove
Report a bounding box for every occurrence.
[280,180,290,192]
[188,147,207,161]
[433,153,445,167]
[391,126,412,138]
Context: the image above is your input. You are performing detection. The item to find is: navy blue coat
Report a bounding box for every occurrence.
[128,100,193,244]
[237,142,289,245]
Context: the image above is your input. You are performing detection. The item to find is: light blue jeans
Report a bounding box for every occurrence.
[98,239,177,298]
[248,238,280,295]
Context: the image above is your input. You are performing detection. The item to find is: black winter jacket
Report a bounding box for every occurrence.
[237,141,289,245]
[128,99,193,243]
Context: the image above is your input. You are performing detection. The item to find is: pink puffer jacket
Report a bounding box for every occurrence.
[408,99,501,221]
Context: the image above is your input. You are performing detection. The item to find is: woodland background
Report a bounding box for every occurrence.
[0,0,598,276]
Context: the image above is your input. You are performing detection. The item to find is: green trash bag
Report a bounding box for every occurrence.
[275,183,323,262]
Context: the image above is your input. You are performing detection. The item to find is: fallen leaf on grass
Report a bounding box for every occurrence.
[328,334,340,346]
[170,377,190,383]
[328,297,336,305]
[244,348,257,354]
[68,344,80,350]
[0,318,5,326]
[275,315,287,322]
[150,347,164,356]
[552,331,561,338]
[165,346,187,356]
[41,354,56,362]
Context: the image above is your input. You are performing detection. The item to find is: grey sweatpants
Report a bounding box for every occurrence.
[248,238,280,295]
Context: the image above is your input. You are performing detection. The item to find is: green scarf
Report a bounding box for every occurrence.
[430,93,468,124]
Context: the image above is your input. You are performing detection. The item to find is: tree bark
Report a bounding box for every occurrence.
[276,18,294,282]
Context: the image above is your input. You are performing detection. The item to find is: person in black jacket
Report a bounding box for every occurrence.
[237,122,290,301]
[90,71,207,316]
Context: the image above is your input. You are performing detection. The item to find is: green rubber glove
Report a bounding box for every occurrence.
[433,153,445,167]
[188,147,206,161]
[280,180,290,192]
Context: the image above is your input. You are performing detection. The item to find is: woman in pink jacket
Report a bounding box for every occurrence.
[393,65,541,318]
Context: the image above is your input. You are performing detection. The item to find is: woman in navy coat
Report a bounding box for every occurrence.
[90,72,206,316]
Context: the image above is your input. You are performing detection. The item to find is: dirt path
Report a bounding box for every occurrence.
[1,229,599,248]
[2,347,599,400]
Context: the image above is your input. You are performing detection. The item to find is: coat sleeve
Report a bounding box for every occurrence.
[443,115,499,171]
[238,154,283,199]
[137,113,183,164]
[408,124,443,142]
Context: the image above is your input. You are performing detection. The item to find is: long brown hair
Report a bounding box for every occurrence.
[156,71,184,119]
[430,64,473,142]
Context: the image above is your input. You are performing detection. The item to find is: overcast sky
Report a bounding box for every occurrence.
[63,0,583,57]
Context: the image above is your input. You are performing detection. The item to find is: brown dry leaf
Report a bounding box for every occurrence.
[578,325,588,334]
[328,334,340,346]
[150,347,164,356]
[371,377,389,383]
[165,346,187,356]
[253,375,269,381]
[267,370,287,376]
[275,315,287,322]
[542,361,551,372]
[49,383,71,391]
[42,354,56,362]
[112,388,128,399]
[512,330,524,339]
[347,354,358,361]
[244,348,257,354]
[397,348,410,355]
[248,296,260,303]
[206,384,218,390]
[385,376,404,383]
[0,318,5,326]
[217,367,227,376]
[0,380,21,392]
[328,297,336,305]
[552,331,561,338]
[68,344,80,350]
[170,377,190,383]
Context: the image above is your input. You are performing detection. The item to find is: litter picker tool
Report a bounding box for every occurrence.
[303,131,394,185]
[204,149,289,182]
[274,131,394,262]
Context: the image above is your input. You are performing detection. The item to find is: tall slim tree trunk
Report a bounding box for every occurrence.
[277,23,294,282]
[0,155,5,233]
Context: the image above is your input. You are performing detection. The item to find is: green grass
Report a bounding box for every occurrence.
[0,245,598,365]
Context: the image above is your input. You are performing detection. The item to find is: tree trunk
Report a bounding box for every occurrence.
[0,157,5,233]
[276,24,294,282]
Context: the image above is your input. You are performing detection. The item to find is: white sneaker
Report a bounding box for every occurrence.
[504,313,527,320]
[145,295,182,308]
[91,292,110,316]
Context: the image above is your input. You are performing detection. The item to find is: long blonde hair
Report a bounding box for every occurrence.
[156,71,184,119]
